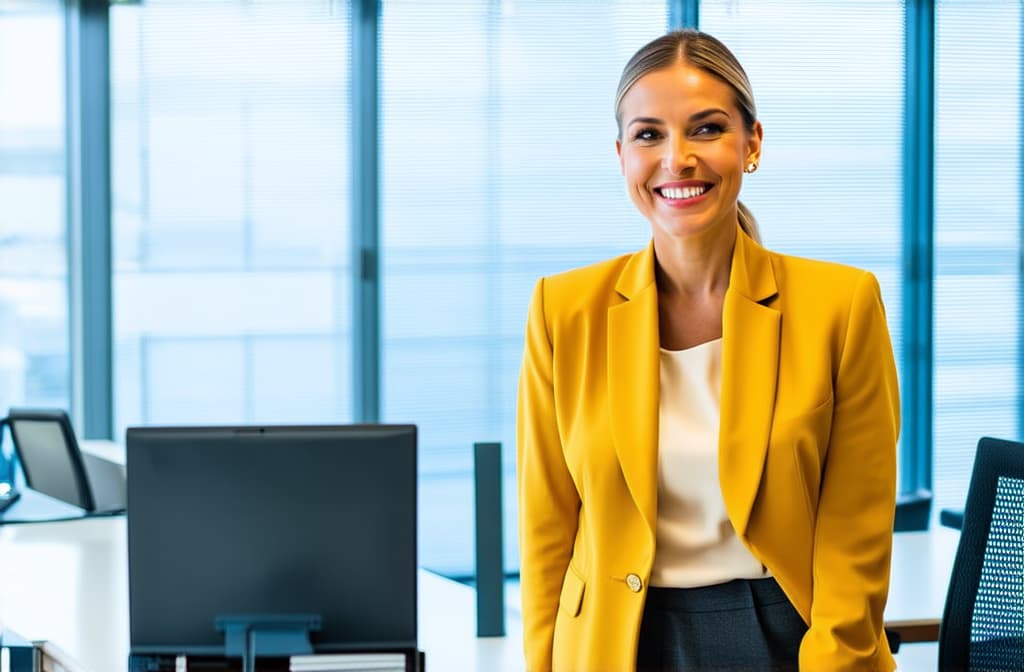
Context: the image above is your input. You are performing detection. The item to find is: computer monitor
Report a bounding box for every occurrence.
[126,424,417,658]
[7,408,95,511]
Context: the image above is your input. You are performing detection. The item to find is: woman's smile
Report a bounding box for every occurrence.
[654,180,715,208]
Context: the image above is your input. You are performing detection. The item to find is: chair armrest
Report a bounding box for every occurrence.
[939,508,963,530]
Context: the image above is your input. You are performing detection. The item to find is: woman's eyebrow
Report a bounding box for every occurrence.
[626,116,664,129]
[626,108,730,130]
[689,108,729,122]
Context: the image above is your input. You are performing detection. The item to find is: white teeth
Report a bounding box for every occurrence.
[660,185,708,200]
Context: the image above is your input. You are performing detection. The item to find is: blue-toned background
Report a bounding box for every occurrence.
[0,0,1019,579]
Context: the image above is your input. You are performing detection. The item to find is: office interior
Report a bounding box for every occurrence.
[0,0,1018,669]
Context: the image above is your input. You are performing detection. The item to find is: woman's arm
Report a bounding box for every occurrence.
[800,271,900,671]
[517,278,581,672]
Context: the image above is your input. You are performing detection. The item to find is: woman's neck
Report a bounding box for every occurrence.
[652,223,736,300]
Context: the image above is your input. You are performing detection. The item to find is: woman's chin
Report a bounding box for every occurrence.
[651,215,729,241]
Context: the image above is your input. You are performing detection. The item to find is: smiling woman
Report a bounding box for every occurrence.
[517,30,900,671]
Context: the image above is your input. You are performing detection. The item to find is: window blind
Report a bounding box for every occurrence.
[0,1,68,411]
[933,0,1021,518]
[111,0,352,431]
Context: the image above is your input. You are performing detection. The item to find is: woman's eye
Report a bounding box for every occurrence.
[632,128,662,142]
[693,123,724,138]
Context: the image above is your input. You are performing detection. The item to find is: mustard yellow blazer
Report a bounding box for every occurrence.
[517,227,900,671]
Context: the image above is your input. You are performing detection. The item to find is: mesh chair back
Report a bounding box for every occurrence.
[939,437,1024,672]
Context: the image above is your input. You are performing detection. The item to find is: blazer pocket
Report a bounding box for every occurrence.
[771,395,834,520]
[558,564,585,617]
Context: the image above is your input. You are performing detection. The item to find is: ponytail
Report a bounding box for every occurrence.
[737,200,761,245]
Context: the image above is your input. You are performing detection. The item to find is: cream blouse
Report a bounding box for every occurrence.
[650,338,768,588]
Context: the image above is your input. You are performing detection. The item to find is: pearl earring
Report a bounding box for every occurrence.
[744,161,758,174]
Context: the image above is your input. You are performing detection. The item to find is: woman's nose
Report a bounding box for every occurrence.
[662,136,697,175]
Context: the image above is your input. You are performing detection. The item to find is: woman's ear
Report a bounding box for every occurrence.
[746,120,764,166]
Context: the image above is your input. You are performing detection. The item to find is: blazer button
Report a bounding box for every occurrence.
[626,573,643,593]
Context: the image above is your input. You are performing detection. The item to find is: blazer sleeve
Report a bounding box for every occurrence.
[799,271,900,670]
[516,278,581,672]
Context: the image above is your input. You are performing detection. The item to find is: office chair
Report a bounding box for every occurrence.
[3,408,96,512]
[938,436,1024,672]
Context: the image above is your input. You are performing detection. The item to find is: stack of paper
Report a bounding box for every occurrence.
[38,641,90,672]
[290,653,407,672]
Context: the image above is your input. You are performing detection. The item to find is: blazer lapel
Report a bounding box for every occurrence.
[719,229,781,538]
[608,243,660,536]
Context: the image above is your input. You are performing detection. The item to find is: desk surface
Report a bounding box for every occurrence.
[886,526,960,636]
[0,517,956,672]
[0,516,524,672]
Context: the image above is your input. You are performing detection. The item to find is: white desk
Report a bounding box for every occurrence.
[0,517,958,672]
[885,527,960,671]
[0,516,525,672]
[887,527,960,641]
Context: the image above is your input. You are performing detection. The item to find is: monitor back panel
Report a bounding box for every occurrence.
[9,410,94,510]
[127,425,417,654]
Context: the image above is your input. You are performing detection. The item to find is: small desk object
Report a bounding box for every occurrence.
[0,409,126,524]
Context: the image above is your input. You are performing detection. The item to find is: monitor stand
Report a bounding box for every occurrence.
[216,613,320,672]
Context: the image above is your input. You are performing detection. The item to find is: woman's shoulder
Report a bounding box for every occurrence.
[541,249,639,304]
[767,248,877,291]
[762,248,889,327]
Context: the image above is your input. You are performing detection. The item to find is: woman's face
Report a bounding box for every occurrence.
[616,61,762,242]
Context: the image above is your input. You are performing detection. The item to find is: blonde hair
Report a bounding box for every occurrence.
[615,30,761,244]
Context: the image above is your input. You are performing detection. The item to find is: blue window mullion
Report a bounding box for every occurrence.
[66,0,113,440]
[669,0,699,30]
[351,0,381,423]
[902,0,935,497]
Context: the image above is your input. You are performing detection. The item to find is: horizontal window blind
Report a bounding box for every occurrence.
[110,0,352,432]
[933,0,1021,518]
[0,1,69,412]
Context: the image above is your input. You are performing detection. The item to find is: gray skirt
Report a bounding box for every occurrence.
[636,577,807,671]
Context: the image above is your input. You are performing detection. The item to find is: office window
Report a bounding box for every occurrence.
[110,1,352,433]
[381,1,665,575]
[0,1,69,412]
[933,2,1021,516]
